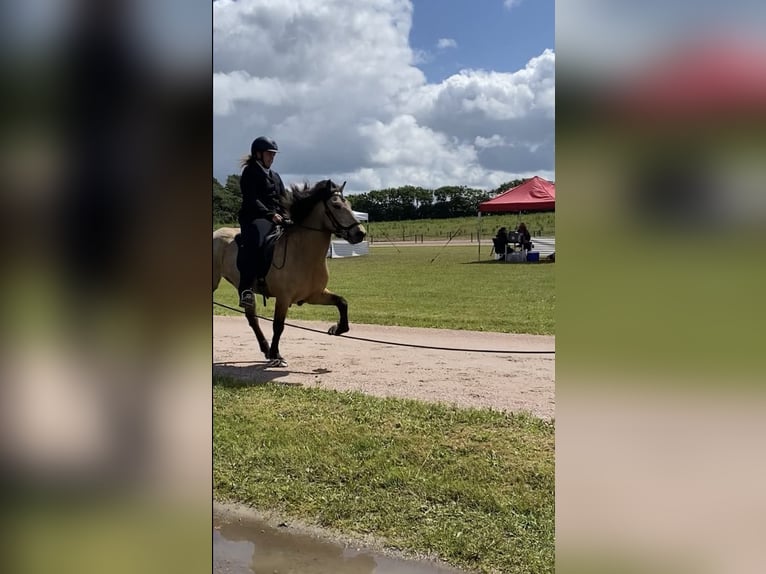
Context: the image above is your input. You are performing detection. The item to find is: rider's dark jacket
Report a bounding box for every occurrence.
[238,161,286,226]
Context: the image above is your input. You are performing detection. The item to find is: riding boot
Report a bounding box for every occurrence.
[255,249,266,293]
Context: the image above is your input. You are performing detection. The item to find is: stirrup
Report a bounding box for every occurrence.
[239,289,255,310]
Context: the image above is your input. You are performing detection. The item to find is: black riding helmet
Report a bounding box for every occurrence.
[251,136,279,156]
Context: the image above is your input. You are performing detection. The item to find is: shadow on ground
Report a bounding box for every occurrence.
[213,363,332,387]
[464,258,555,265]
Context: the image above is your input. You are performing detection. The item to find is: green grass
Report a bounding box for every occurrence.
[214,379,554,574]
[364,213,555,243]
[213,245,555,335]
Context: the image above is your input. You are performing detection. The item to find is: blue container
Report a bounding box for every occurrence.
[526,251,540,262]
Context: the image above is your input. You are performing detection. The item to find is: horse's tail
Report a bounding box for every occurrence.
[213,227,239,292]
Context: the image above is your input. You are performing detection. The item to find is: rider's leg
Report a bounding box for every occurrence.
[252,219,274,292]
[236,223,261,307]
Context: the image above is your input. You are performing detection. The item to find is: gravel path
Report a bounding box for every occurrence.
[214,315,555,420]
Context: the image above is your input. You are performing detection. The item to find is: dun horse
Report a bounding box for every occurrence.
[213,179,366,366]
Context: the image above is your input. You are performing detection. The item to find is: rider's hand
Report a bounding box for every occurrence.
[272,213,284,224]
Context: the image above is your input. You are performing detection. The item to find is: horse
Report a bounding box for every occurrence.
[213,179,366,367]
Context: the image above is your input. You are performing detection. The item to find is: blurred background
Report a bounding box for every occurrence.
[0,1,211,572]
[556,1,766,573]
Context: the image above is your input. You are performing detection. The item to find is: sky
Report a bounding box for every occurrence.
[213,0,555,193]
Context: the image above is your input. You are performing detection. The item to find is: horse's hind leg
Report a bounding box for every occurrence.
[244,308,270,359]
[306,289,349,336]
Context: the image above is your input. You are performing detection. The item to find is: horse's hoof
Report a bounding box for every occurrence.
[328,325,349,336]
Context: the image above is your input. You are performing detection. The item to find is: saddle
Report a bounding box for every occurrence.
[234,225,286,295]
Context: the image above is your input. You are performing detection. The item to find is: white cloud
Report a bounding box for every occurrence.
[504,0,524,9]
[430,51,555,121]
[359,114,474,170]
[475,135,507,149]
[437,38,457,49]
[213,0,554,192]
[411,48,432,65]
[213,71,290,116]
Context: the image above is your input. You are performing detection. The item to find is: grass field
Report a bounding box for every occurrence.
[214,380,554,574]
[363,212,555,243]
[213,245,555,335]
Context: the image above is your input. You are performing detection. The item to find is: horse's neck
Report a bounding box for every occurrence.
[287,220,332,260]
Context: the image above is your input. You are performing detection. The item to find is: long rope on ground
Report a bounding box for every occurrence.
[429,228,462,263]
[213,301,555,355]
[377,231,402,253]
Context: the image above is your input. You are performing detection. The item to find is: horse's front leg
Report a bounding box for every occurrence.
[267,299,290,367]
[244,307,270,359]
[306,289,349,336]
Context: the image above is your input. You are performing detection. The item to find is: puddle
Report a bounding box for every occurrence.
[214,514,466,574]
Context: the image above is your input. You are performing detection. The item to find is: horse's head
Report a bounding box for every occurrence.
[316,180,367,244]
[287,179,367,243]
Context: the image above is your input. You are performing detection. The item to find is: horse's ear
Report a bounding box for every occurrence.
[340,181,346,192]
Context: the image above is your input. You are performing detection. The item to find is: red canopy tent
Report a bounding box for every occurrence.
[476,176,555,260]
[479,176,555,213]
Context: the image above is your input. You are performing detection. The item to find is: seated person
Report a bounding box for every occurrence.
[516,222,533,251]
[493,227,510,256]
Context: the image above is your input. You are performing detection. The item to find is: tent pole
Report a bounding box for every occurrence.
[477,211,481,260]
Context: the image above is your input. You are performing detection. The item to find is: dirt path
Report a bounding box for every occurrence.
[214,315,555,420]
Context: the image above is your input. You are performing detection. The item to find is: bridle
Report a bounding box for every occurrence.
[289,188,361,240]
[323,191,362,241]
[272,185,360,270]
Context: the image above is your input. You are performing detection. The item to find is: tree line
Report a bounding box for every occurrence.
[213,175,525,225]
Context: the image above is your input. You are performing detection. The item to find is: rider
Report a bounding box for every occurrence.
[237,136,288,310]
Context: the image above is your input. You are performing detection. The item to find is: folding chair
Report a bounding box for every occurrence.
[491,237,508,261]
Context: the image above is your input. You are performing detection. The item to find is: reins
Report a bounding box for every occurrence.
[282,191,360,237]
[270,192,358,270]
[269,222,322,271]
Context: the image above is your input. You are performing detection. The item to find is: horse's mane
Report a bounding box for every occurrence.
[282,180,337,224]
